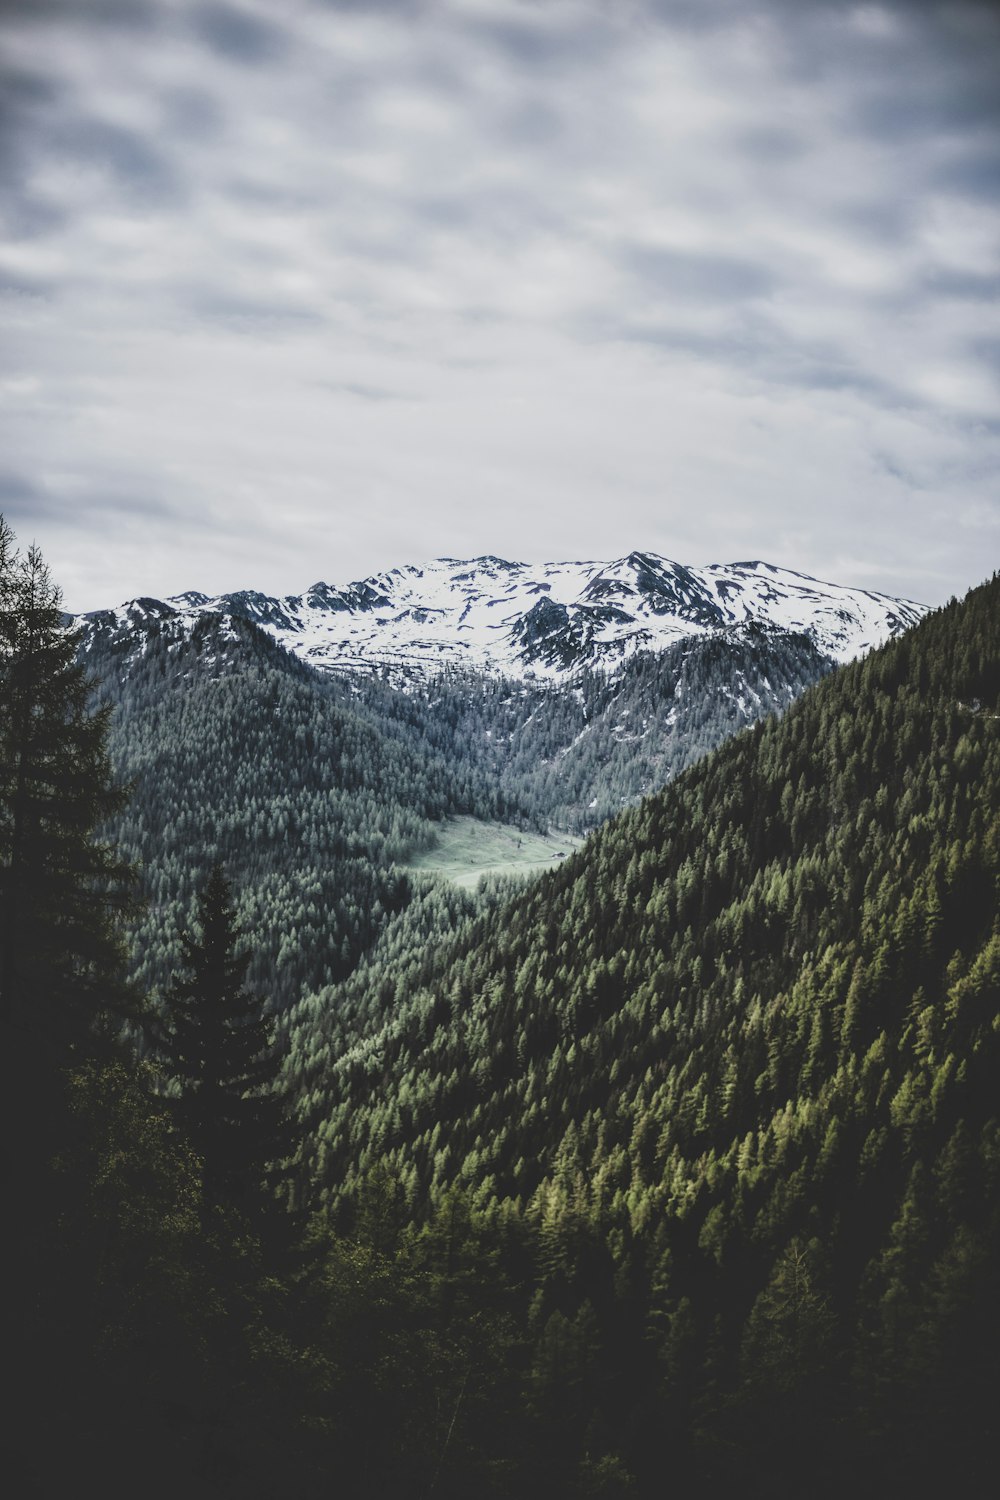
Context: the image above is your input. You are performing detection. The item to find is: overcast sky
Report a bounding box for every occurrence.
[1,0,998,611]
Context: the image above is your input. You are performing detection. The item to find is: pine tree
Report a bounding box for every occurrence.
[154,862,290,1224]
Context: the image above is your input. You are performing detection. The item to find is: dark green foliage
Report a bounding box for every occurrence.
[0,517,139,1320]
[152,863,292,1226]
[2,523,304,1499]
[0,518,136,1073]
[0,521,219,1494]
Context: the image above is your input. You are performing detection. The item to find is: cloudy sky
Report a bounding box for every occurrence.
[1,0,998,612]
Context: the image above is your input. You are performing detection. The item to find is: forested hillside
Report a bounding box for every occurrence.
[285,573,1000,1493]
[485,619,830,827]
[84,605,830,1008]
[86,613,528,1008]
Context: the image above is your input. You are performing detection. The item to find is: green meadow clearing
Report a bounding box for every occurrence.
[404,815,582,889]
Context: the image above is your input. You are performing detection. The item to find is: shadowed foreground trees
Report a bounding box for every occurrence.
[0,516,142,1377]
[153,862,293,1235]
[0,519,212,1494]
[0,521,294,1496]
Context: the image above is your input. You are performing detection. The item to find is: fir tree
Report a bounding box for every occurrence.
[154,862,291,1225]
[0,514,137,1251]
[0,516,135,1066]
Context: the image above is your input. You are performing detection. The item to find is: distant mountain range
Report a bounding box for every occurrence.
[75,552,927,683]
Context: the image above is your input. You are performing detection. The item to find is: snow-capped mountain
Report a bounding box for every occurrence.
[77,552,927,683]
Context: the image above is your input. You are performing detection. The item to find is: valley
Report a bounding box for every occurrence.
[79,558,863,1011]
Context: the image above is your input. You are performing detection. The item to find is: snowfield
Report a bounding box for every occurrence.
[77,552,928,684]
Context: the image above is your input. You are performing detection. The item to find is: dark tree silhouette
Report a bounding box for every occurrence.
[0,516,135,1070]
[154,862,290,1224]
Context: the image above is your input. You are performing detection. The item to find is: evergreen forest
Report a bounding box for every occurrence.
[5,511,998,1498]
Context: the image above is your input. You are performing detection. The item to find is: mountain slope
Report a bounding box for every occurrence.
[291,574,1000,1200]
[87,614,535,1010]
[286,573,1000,1492]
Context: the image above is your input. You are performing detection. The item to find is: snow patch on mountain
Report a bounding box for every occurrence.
[76,552,927,684]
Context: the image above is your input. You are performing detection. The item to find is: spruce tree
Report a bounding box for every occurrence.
[0,516,135,1137]
[154,862,290,1224]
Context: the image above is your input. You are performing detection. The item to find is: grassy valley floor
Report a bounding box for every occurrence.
[403,815,583,888]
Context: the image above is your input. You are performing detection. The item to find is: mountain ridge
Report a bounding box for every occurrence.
[75,551,926,684]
